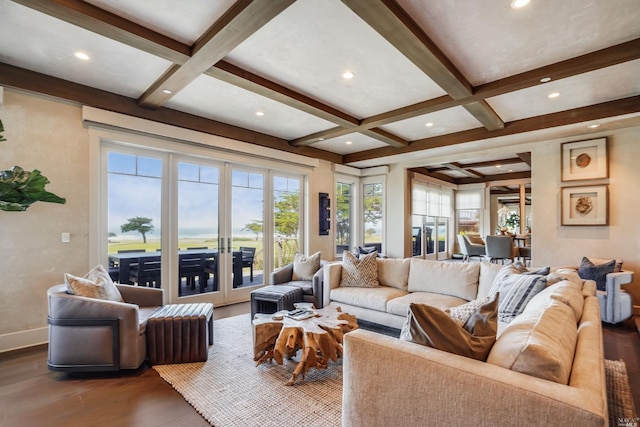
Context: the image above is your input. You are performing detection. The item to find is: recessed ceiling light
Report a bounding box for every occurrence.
[540,77,552,83]
[345,140,353,145]
[74,51,90,61]
[318,138,324,141]
[496,165,502,168]
[255,111,264,117]
[588,124,601,129]
[511,0,530,8]
[342,71,354,79]
[162,89,173,94]
[425,122,434,127]
[548,92,560,98]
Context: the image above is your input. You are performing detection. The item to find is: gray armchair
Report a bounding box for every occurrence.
[485,235,516,264]
[270,260,328,308]
[457,234,485,262]
[47,284,163,372]
[595,270,635,324]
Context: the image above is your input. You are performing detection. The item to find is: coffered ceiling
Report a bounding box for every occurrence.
[0,0,639,175]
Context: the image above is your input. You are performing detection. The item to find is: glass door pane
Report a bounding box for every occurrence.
[231,170,264,290]
[363,182,383,253]
[273,175,301,270]
[336,182,352,255]
[437,217,448,258]
[424,217,436,260]
[412,215,423,256]
[177,161,220,297]
[107,152,163,287]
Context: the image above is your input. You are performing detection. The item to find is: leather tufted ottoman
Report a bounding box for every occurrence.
[147,303,214,365]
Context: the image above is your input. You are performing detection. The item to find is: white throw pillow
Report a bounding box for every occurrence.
[340,251,379,288]
[292,251,321,281]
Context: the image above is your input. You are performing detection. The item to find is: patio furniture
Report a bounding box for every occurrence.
[47,283,163,371]
[179,252,206,293]
[129,255,162,287]
[240,246,256,282]
[146,303,214,365]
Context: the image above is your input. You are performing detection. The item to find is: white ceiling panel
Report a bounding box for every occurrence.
[310,133,389,155]
[84,0,237,46]
[398,0,640,85]
[0,0,171,98]
[487,60,640,122]
[380,106,482,141]
[166,74,335,140]
[224,0,446,119]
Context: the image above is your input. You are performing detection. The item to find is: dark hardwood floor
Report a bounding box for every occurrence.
[1,303,638,426]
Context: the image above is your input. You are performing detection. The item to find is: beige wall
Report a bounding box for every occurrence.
[0,90,90,349]
[532,131,640,306]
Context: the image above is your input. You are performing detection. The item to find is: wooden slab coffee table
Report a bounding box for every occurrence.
[252,306,358,385]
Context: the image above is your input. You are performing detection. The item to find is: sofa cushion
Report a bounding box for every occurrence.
[292,251,321,281]
[331,286,407,312]
[287,280,314,295]
[377,258,410,290]
[386,292,468,317]
[65,264,124,302]
[578,257,615,291]
[525,279,584,322]
[408,259,479,301]
[490,265,547,323]
[487,299,578,384]
[399,293,498,361]
[340,251,379,288]
[477,262,503,299]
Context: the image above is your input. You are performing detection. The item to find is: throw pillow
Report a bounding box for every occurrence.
[578,256,615,291]
[340,251,379,288]
[292,251,322,281]
[489,264,547,323]
[357,246,377,255]
[445,295,495,326]
[65,264,124,302]
[399,293,498,361]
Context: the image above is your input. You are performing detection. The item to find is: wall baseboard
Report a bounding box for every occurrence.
[0,327,48,354]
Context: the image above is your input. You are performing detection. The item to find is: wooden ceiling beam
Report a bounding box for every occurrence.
[138,0,295,108]
[0,62,343,164]
[344,95,640,163]
[341,0,504,131]
[517,152,532,166]
[457,171,531,185]
[12,0,191,64]
[441,163,484,179]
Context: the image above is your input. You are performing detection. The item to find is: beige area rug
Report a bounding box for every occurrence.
[153,313,342,427]
[154,314,636,427]
[606,359,638,427]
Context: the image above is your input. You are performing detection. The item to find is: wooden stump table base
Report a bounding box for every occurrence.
[253,306,358,385]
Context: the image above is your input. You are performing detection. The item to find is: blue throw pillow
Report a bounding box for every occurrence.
[578,257,615,291]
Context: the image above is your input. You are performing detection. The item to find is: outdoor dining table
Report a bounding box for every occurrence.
[109,249,243,287]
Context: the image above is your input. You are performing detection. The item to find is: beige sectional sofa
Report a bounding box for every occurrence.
[324,258,608,427]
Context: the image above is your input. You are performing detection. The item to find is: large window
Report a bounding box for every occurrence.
[455,189,483,236]
[335,181,352,255]
[363,182,383,249]
[273,175,302,269]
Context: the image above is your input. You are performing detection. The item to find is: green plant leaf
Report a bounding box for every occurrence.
[0,166,66,211]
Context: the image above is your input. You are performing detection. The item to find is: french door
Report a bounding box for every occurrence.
[416,216,449,260]
[104,145,303,306]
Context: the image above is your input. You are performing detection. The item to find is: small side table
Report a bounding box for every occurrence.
[250,285,303,320]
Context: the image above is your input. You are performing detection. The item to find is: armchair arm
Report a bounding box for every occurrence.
[271,263,294,285]
[606,270,634,289]
[312,260,328,308]
[116,284,164,307]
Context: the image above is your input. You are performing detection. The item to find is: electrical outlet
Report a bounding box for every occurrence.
[61,232,70,243]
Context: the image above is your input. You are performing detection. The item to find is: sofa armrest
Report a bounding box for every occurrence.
[312,260,328,308]
[116,284,164,307]
[323,262,343,307]
[342,330,606,427]
[271,263,294,285]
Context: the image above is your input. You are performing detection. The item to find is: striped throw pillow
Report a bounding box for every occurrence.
[493,272,547,323]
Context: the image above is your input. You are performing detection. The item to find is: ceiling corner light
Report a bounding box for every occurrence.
[345,140,353,145]
[342,71,354,80]
[255,111,265,117]
[496,164,502,168]
[548,92,560,98]
[425,122,434,127]
[318,137,325,141]
[588,124,601,129]
[162,89,173,94]
[74,51,90,61]
[511,0,530,8]
[540,76,552,83]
